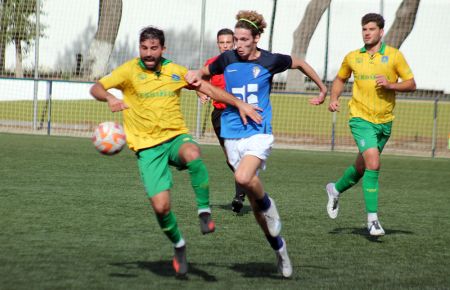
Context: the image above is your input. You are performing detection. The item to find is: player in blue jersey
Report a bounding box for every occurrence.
[186,10,327,278]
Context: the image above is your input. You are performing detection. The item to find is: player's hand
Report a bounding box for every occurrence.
[375,75,392,89]
[328,100,340,112]
[185,70,202,87]
[198,93,210,104]
[237,102,263,125]
[106,96,128,112]
[309,90,327,105]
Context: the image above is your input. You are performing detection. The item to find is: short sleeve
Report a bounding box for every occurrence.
[209,52,229,76]
[99,62,130,91]
[337,53,353,80]
[271,53,292,74]
[394,50,414,81]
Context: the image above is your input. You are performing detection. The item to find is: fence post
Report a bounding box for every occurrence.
[195,0,207,140]
[323,4,331,82]
[331,111,336,151]
[32,0,41,131]
[46,80,52,135]
[431,95,438,158]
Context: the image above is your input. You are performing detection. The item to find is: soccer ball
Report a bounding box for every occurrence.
[92,121,126,155]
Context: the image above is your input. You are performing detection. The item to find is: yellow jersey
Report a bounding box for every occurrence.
[99,58,190,151]
[337,43,414,124]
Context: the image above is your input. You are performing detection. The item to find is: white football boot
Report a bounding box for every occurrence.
[367,220,385,236]
[275,238,293,278]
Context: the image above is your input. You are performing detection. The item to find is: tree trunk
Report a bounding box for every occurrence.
[0,0,8,74]
[14,39,23,78]
[384,0,421,48]
[85,0,122,80]
[0,39,5,74]
[286,0,331,92]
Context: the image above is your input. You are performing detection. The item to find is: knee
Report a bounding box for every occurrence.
[365,160,380,171]
[234,171,252,187]
[180,144,201,163]
[362,150,380,171]
[151,200,170,216]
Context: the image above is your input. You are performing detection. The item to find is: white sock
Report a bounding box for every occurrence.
[332,184,340,197]
[174,238,186,248]
[368,213,378,223]
[198,207,211,215]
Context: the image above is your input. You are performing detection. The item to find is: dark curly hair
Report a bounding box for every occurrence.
[139,26,165,46]
[361,13,385,29]
[235,10,267,36]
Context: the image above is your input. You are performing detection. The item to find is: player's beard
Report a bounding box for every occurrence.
[363,34,382,48]
[141,56,161,70]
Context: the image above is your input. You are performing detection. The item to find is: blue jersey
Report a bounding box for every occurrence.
[209,49,292,138]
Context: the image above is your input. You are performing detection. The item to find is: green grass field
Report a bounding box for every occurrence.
[1,133,449,289]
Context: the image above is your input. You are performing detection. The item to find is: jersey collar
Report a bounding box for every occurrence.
[360,42,386,55]
[138,57,172,76]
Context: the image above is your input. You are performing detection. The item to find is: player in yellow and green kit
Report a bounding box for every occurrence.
[90,26,262,277]
[323,13,416,236]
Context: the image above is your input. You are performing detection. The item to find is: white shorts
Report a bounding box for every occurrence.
[224,134,274,171]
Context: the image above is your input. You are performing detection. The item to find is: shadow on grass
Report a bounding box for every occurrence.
[230,262,329,280]
[329,227,414,243]
[230,262,285,279]
[214,203,252,216]
[110,260,218,281]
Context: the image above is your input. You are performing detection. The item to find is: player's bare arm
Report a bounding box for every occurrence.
[185,68,210,87]
[291,57,328,106]
[90,82,129,112]
[328,76,346,112]
[195,70,213,104]
[375,75,416,92]
[186,75,262,125]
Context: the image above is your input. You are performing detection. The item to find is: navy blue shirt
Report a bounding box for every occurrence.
[209,49,292,138]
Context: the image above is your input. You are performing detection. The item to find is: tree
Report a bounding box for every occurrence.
[0,0,7,74]
[0,0,44,77]
[384,0,421,48]
[84,0,122,80]
[286,0,331,91]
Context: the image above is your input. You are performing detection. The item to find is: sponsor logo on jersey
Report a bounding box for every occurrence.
[172,74,181,81]
[252,66,260,78]
[138,91,177,98]
[355,74,376,80]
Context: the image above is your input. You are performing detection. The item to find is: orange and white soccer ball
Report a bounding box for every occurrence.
[92,121,126,155]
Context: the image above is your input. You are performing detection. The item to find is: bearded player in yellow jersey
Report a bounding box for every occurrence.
[324,13,416,236]
[90,26,261,277]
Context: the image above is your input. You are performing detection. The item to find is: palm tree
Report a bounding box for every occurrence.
[384,0,421,48]
[84,0,122,80]
[286,0,331,91]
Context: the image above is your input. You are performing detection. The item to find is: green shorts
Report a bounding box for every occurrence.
[349,118,392,153]
[137,134,198,197]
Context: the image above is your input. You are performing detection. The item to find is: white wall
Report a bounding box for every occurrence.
[0,79,122,101]
[4,0,450,92]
